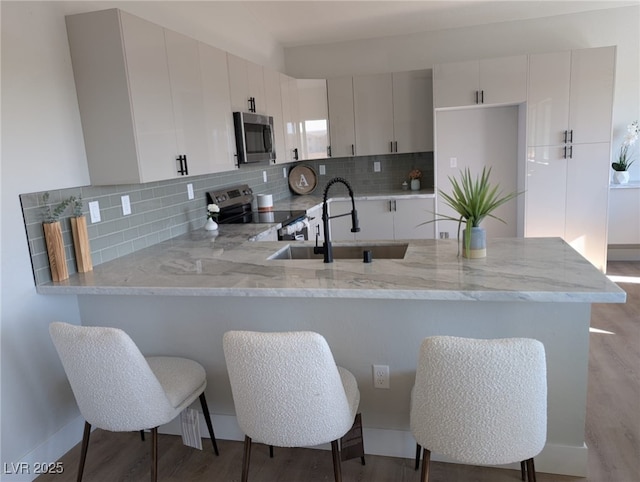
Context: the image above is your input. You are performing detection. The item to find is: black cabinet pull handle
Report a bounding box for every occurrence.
[393,200,397,211]
[563,146,567,159]
[569,130,573,143]
[176,155,188,175]
[563,130,568,143]
[351,144,355,156]
[327,145,332,157]
[293,148,298,161]
[389,200,393,212]
[475,91,479,104]
[481,90,484,104]
[390,141,393,153]
[569,145,573,159]
[394,141,398,152]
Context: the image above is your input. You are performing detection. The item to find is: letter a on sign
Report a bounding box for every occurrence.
[288,165,318,194]
[296,174,309,189]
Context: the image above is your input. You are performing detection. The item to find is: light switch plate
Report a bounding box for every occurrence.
[121,195,131,216]
[88,201,101,223]
[187,183,194,200]
[319,165,326,175]
[283,167,287,178]
[374,161,381,172]
[263,171,268,183]
[450,157,457,168]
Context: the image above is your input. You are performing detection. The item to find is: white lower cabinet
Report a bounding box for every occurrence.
[525,143,610,270]
[329,198,435,241]
[306,205,325,243]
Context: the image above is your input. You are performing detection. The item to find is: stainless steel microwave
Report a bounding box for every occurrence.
[233,112,276,165]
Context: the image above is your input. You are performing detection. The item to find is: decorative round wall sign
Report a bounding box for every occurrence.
[288,165,318,194]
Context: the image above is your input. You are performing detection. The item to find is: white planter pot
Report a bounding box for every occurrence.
[410,179,421,191]
[204,218,218,231]
[612,171,630,184]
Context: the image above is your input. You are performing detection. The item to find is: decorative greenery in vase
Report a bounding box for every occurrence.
[409,169,422,180]
[42,192,73,224]
[420,167,521,256]
[612,120,638,172]
[207,203,220,221]
[41,192,75,281]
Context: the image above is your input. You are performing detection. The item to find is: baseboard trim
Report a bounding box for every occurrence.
[160,413,588,477]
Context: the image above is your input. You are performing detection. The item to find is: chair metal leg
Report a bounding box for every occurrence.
[331,440,342,482]
[150,427,158,482]
[526,458,537,482]
[269,445,274,458]
[76,421,91,482]
[415,443,421,470]
[420,448,431,482]
[140,430,145,441]
[241,436,252,482]
[199,393,219,455]
[521,460,526,480]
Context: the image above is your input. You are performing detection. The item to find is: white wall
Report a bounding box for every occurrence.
[285,6,640,182]
[0,2,284,479]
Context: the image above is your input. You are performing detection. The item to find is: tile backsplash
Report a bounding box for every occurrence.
[20,152,432,285]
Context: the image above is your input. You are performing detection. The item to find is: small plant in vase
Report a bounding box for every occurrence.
[420,167,521,258]
[205,203,220,231]
[42,192,74,281]
[611,120,639,184]
[409,169,422,191]
[70,196,93,273]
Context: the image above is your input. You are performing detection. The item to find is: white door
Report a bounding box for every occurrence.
[280,74,300,161]
[479,55,528,106]
[525,145,567,238]
[164,29,209,176]
[198,42,236,173]
[246,60,266,114]
[297,79,329,160]
[328,200,357,241]
[568,47,616,145]
[433,60,479,108]
[327,77,356,157]
[564,142,611,270]
[227,54,252,112]
[527,51,572,147]
[353,73,394,156]
[121,12,178,183]
[394,198,435,239]
[264,67,286,164]
[354,200,395,240]
[392,70,433,153]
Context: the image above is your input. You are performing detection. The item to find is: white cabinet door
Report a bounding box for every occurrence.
[354,200,395,241]
[228,54,266,114]
[328,200,357,241]
[525,145,568,238]
[297,79,329,160]
[263,67,286,164]
[164,29,209,176]
[564,142,611,271]
[479,55,528,106]
[527,51,572,147]
[434,55,527,109]
[433,60,479,108]
[394,198,435,239]
[568,47,616,145]
[353,73,394,156]
[327,77,356,157]
[392,70,433,153]
[280,74,300,162]
[120,11,179,183]
[198,42,236,173]
[393,70,433,152]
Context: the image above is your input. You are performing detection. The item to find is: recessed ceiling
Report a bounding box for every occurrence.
[239,1,639,47]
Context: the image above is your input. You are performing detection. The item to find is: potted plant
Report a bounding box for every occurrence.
[70,196,93,273]
[409,169,422,191]
[611,120,639,184]
[423,167,521,258]
[42,192,73,281]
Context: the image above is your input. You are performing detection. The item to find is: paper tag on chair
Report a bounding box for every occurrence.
[180,408,202,450]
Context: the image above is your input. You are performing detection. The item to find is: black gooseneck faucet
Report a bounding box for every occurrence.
[313,177,360,263]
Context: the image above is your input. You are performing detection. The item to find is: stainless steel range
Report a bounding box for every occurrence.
[206,184,308,240]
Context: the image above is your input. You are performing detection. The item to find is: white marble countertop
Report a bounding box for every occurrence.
[37,213,626,302]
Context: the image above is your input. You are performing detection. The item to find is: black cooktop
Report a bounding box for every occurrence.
[219,210,306,225]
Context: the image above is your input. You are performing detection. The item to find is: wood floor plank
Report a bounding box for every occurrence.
[36,261,640,482]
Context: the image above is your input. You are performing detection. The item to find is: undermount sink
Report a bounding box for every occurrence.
[267,243,408,261]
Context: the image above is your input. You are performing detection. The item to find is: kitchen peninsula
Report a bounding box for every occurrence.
[38,223,625,477]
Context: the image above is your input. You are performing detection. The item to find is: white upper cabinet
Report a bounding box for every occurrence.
[392,70,434,153]
[228,54,266,114]
[263,67,286,164]
[297,79,330,160]
[353,73,395,156]
[434,55,527,109]
[280,74,301,162]
[67,9,179,185]
[198,42,236,173]
[327,76,357,157]
[527,47,615,147]
[164,30,209,176]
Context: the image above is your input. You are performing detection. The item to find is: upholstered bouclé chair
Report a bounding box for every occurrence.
[410,336,547,482]
[223,330,360,482]
[49,322,219,482]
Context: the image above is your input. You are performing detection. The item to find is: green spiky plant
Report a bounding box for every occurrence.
[421,167,522,256]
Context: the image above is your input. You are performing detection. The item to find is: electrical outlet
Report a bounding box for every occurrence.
[319,165,326,175]
[439,232,450,239]
[187,183,194,200]
[88,201,101,223]
[374,161,381,172]
[263,171,268,183]
[373,364,390,389]
[283,167,287,178]
[450,157,457,168]
[121,195,131,216]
